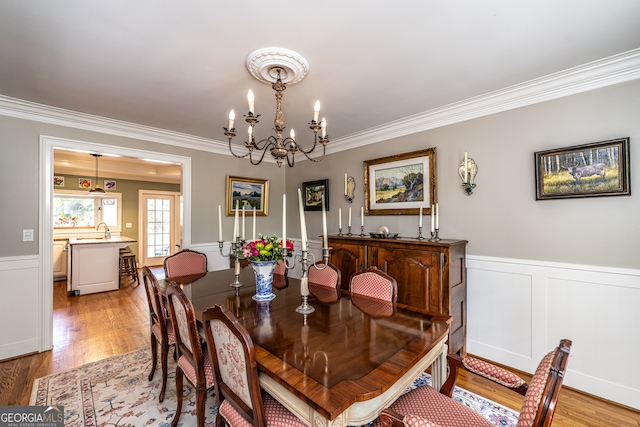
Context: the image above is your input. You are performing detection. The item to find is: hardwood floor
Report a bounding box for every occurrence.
[0,272,638,426]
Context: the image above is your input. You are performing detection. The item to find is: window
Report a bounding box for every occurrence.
[53,190,122,232]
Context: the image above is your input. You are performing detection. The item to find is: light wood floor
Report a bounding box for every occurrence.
[0,273,638,426]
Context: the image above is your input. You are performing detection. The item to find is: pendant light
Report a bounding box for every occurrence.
[89,153,106,194]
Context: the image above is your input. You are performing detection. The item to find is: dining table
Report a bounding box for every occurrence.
[163,268,451,427]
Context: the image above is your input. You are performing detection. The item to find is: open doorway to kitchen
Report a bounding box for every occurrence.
[40,135,192,353]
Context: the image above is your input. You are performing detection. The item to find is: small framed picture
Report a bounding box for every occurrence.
[302,179,329,211]
[534,137,630,200]
[78,178,91,188]
[226,176,269,215]
[104,180,116,190]
[53,176,65,187]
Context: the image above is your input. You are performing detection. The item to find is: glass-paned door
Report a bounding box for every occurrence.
[140,191,181,267]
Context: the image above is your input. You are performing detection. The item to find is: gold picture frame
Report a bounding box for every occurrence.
[226,176,269,215]
[364,147,437,215]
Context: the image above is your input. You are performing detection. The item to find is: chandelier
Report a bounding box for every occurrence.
[224,48,329,168]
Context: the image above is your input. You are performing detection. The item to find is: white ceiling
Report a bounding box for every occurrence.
[2,1,640,178]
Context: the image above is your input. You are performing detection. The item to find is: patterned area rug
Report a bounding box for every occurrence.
[31,348,519,427]
[30,348,217,426]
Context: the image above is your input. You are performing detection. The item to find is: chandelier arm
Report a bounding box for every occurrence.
[298,142,327,162]
[251,136,277,152]
[228,139,252,159]
[248,139,278,166]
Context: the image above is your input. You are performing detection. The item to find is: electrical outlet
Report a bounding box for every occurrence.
[125,223,133,228]
[23,229,34,241]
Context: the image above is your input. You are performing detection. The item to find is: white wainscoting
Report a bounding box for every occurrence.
[467,255,640,410]
[0,255,40,360]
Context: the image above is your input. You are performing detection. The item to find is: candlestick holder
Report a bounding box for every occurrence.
[283,247,331,315]
[459,156,478,196]
[429,228,441,242]
[417,226,425,240]
[338,226,343,236]
[218,237,244,288]
[359,225,365,236]
[347,225,352,236]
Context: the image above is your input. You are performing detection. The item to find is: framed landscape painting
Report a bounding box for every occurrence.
[302,179,329,211]
[534,137,630,200]
[364,147,437,215]
[226,176,269,215]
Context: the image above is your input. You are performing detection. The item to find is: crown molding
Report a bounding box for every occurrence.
[1,48,639,157]
[327,48,640,154]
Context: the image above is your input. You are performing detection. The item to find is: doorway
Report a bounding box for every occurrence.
[40,135,192,352]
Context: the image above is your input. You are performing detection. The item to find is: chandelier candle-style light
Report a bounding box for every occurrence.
[224,48,329,167]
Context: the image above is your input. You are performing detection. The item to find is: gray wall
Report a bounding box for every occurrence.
[286,79,640,269]
[1,79,639,268]
[0,115,285,258]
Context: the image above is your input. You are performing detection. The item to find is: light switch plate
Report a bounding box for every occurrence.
[126,223,132,228]
[23,229,34,241]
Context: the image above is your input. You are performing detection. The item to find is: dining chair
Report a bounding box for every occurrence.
[202,304,307,427]
[377,339,572,427]
[351,293,394,317]
[165,282,216,427]
[141,266,176,402]
[349,267,398,302]
[308,262,341,288]
[163,249,208,278]
[273,259,287,276]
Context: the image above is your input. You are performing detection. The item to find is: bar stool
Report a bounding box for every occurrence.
[120,250,139,286]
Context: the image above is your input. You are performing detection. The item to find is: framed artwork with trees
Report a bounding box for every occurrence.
[364,147,437,215]
[226,176,269,215]
[534,137,630,200]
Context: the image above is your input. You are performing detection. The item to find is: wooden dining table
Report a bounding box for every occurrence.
[163,268,451,427]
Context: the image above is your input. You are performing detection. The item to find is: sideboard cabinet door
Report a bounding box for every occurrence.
[329,240,366,290]
[371,246,442,312]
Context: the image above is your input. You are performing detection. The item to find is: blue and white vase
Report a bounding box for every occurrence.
[251,260,277,301]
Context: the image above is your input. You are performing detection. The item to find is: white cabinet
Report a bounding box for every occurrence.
[53,239,68,280]
[68,236,136,295]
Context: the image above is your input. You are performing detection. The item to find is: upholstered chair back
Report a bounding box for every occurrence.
[309,262,341,289]
[349,268,398,302]
[163,249,207,278]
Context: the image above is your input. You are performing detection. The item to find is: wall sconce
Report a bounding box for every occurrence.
[458,152,478,195]
[344,173,355,203]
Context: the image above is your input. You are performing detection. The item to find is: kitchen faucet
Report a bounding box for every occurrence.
[96,222,111,238]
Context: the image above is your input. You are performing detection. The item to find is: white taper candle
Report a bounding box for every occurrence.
[218,205,223,242]
[322,194,328,249]
[297,188,308,251]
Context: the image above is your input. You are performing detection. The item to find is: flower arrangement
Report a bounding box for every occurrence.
[239,233,294,262]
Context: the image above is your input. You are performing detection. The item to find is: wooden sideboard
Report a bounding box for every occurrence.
[328,235,467,355]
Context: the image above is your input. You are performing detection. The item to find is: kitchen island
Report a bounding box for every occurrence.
[67,236,137,295]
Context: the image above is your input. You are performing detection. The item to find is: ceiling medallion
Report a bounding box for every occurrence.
[224,48,329,168]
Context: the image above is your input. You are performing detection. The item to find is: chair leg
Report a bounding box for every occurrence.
[171,368,184,427]
[197,387,207,427]
[149,333,158,381]
[159,341,169,402]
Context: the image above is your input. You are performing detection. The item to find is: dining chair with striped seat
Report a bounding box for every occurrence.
[202,304,307,427]
[141,266,176,402]
[166,282,216,427]
[349,267,398,302]
[273,259,287,276]
[163,249,208,278]
[377,339,572,427]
